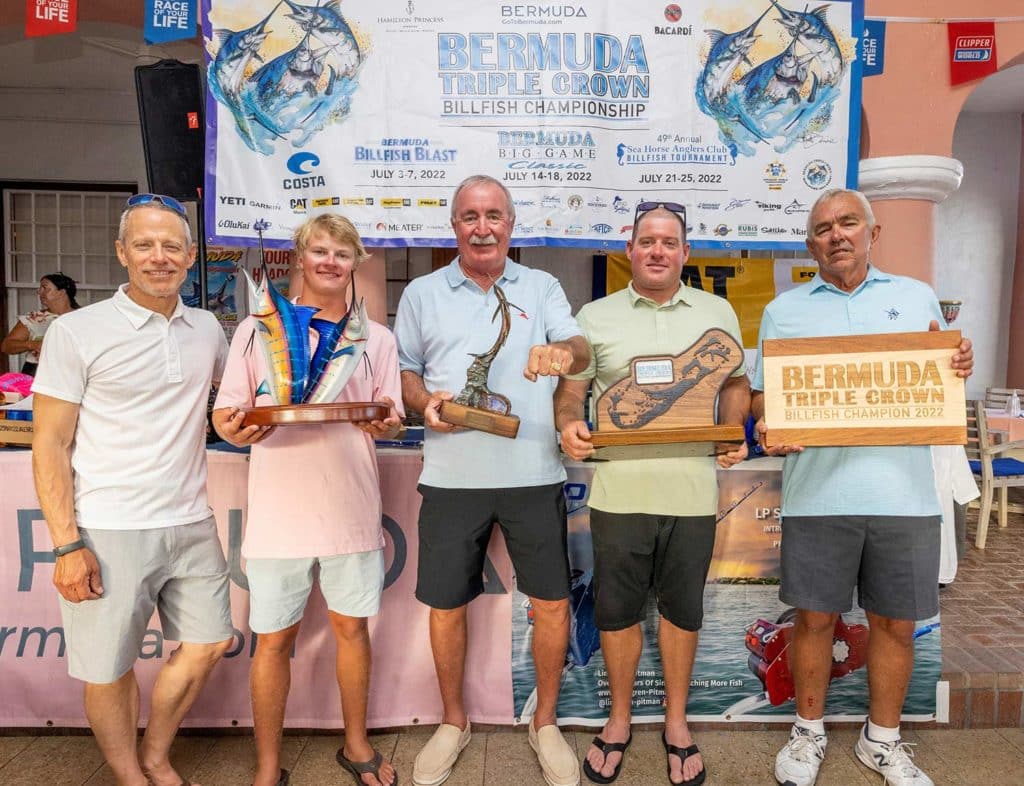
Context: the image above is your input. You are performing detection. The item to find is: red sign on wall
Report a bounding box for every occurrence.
[25,0,78,38]
[948,22,998,86]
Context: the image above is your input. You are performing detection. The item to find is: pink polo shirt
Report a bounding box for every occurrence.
[215,316,404,559]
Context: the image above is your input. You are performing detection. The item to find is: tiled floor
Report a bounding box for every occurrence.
[2,510,1022,783]
[4,727,1024,785]
[941,507,1024,727]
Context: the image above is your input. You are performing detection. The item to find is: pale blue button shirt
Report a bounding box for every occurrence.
[752,265,947,517]
[395,258,582,488]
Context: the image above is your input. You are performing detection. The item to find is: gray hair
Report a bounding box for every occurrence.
[806,188,876,236]
[118,203,194,247]
[450,174,516,225]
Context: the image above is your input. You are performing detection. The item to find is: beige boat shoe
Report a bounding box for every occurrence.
[528,720,580,786]
[412,721,472,786]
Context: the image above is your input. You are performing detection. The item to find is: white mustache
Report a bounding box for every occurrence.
[469,235,498,246]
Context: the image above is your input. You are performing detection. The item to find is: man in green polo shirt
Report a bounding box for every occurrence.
[554,203,750,786]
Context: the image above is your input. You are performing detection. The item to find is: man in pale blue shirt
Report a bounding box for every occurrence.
[752,189,973,786]
[395,174,589,786]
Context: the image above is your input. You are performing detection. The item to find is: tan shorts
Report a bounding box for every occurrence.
[59,516,233,683]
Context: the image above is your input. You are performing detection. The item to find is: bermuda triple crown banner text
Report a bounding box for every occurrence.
[203,0,864,251]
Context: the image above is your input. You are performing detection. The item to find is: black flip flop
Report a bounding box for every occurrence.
[662,732,706,786]
[336,747,397,786]
[582,734,633,784]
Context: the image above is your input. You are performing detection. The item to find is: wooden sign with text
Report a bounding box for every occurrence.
[761,331,966,448]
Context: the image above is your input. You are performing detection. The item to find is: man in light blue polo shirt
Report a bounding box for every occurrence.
[395,174,589,786]
[751,189,973,786]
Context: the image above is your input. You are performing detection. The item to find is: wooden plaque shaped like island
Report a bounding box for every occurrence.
[589,328,745,459]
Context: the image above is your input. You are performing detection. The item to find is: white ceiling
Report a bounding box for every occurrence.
[961,65,1024,114]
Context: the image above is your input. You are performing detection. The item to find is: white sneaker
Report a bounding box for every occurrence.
[775,724,828,786]
[854,726,934,786]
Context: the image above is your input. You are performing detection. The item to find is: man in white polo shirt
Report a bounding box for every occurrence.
[32,194,233,786]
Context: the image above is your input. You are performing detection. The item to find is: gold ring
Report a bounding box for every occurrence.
[550,361,563,371]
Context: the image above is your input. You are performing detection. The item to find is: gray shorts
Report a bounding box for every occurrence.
[779,515,941,620]
[245,550,385,634]
[59,516,233,684]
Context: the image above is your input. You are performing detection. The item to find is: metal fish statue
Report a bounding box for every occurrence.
[242,261,318,405]
[303,298,369,405]
[770,1,844,86]
[453,284,514,415]
[697,4,773,108]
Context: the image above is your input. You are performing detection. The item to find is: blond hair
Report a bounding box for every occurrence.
[292,213,368,267]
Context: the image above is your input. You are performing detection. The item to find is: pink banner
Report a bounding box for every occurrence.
[0,449,513,727]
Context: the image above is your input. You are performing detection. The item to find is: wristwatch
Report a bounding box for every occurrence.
[53,539,86,557]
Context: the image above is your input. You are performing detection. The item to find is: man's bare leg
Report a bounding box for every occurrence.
[429,605,469,730]
[249,626,300,786]
[84,670,147,786]
[660,617,701,785]
[328,611,395,786]
[528,597,570,728]
[586,625,640,779]
[864,613,915,728]
[141,639,232,786]
[790,610,840,721]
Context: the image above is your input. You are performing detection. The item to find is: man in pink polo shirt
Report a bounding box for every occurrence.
[214,213,402,786]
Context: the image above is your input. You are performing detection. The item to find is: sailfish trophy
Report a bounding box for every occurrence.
[240,220,390,426]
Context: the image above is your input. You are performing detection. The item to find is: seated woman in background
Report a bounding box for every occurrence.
[1,272,80,375]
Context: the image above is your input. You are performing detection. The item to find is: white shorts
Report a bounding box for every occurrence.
[245,550,385,633]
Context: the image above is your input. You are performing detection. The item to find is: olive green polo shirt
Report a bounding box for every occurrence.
[568,282,745,516]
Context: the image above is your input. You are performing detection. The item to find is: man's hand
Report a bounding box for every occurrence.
[930,319,974,379]
[715,440,748,469]
[755,418,804,456]
[525,343,575,382]
[54,547,103,603]
[560,420,594,461]
[423,390,460,433]
[355,395,403,439]
[212,407,274,447]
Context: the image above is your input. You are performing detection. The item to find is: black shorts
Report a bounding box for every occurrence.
[590,510,717,633]
[780,514,941,620]
[415,483,571,609]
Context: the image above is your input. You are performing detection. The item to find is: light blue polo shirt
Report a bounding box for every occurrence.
[395,258,582,488]
[752,265,946,517]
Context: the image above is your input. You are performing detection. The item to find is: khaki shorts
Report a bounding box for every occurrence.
[59,516,232,683]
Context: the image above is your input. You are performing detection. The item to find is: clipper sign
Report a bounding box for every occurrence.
[948,22,998,86]
[204,0,864,251]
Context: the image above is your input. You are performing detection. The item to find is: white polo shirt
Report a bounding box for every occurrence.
[32,285,228,530]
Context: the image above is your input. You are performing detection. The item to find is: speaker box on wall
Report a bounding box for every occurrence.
[134,59,204,201]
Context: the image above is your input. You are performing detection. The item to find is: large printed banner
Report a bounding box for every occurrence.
[1,451,937,727]
[512,462,941,724]
[203,0,863,251]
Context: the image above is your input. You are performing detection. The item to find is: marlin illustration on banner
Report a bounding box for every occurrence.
[242,220,369,406]
[205,0,367,154]
[696,2,850,156]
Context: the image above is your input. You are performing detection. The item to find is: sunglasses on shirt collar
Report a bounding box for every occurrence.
[125,193,188,219]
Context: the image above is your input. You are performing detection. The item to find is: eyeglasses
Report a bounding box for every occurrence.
[634,201,687,224]
[126,193,188,218]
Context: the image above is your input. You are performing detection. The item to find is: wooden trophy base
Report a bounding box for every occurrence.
[589,424,744,461]
[439,401,520,439]
[242,402,391,427]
